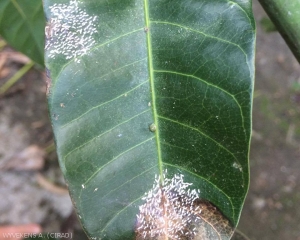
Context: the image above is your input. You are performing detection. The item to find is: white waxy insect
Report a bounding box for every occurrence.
[46,0,98,63]
[136,171,201,239]
[45,20,55,39]
[149,123,156,132]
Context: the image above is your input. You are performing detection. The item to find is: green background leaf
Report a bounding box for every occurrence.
[258,0,300,62]
[45,0,255,239]
[0,0,45,65]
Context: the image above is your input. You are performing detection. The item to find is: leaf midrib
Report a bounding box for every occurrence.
[144,0,164,179]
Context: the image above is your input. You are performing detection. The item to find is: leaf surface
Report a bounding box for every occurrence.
[0,0,45,65]
[44,0,255,239]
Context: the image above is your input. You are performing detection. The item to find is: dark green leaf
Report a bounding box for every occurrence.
[0,0,45,65]
[45,0,255,239]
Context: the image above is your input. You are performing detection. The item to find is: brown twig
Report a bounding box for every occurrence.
[0,61,34,96]
[36,173,68,195]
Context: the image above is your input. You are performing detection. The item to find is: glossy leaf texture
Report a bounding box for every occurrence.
[0,0,45,65]
[44,0,255,239]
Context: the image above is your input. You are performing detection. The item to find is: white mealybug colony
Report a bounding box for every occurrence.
[45,0,98,63]
[136,171,202,239]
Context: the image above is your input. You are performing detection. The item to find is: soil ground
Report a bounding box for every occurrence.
[238,1,300,239]
[0,1,299,239]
